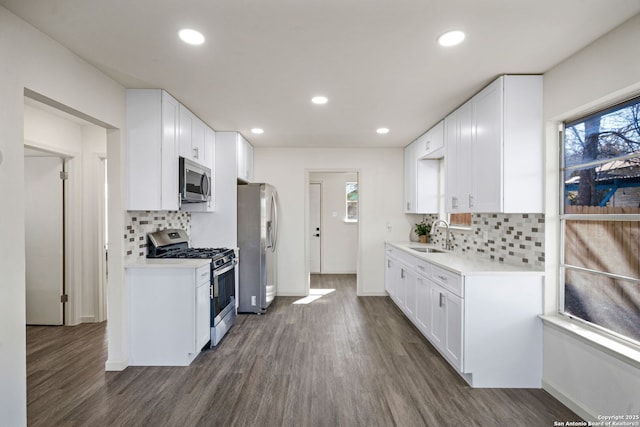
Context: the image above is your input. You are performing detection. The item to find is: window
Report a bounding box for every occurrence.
[345,182,358,222]
[561,95,640,344]
[450,213,472,227]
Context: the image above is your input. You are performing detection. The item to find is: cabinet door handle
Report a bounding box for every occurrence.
[406,202,411,211]
[426,140,430,151]
[209,285,214,299]
[469,194,474,208]
[452,197,458,209]
[437,275,448,282]
[193,147,199,159]
[439,293,445,307]
[387,260,391,268]
[200,271,209,280]
[400,269,405,279]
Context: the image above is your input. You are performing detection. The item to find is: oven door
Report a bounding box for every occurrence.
[211,260,237,326]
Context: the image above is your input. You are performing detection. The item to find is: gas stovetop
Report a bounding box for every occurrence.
[151,247,232,259]
[146,229,235,267]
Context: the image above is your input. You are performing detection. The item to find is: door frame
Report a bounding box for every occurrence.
[24,142,75,324]
[96,153,107,322]
[304,169,361,295]
[309,181,322,274]
[24,141,108,325]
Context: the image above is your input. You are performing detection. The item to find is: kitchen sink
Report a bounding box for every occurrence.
[409,246,445,253]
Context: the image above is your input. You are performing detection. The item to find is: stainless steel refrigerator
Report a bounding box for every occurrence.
[237,183,278,313]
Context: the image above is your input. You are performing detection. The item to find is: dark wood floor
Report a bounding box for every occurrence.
[27,274,579,426]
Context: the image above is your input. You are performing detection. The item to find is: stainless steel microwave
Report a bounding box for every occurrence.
[179,157,211,204]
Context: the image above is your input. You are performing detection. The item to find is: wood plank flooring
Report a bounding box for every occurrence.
[27,274,580,426]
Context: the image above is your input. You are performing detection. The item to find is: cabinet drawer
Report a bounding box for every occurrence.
[385,245,414,266]
[414,259,432,277]
[196,265,211,286]
[431,265,463,297]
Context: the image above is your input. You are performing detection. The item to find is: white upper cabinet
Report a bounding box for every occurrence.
[236,133,254,183]
[179,105,213,169]
[127,89,216,212]
[215,131,254,184]
[445,101,473,213]
[415,120,445,159]
[190,113,206,163]
[404,122,442,214]
[445,75,543,213]
[404,142,417,212]
[127,89,180,211]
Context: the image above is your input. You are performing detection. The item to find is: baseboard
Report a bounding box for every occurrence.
[313,271,357,275]
[542,379,597,422]
[80,316,96,323]
[105,359,128,371]
[357,292,389,296]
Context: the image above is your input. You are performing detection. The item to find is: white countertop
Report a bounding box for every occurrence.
[125,258,211,269]
[386,241,544,276]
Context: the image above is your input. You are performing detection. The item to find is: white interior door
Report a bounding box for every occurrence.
[309,183,321,273]
[25,156,64,325]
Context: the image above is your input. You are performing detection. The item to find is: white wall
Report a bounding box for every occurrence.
[24,104,107,324]
[254,148,411,296]
[542,13,640,421]
[0,7,126,425]
[310,172,358,274]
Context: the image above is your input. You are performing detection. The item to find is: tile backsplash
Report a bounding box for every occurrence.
[125,211,190,260]
[408,213,545,268]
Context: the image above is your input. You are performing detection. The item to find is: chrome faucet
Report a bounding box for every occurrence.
[430,219,452,251]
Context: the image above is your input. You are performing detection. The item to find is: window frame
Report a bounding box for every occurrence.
[345,181,358,223]
[558,96,640,346]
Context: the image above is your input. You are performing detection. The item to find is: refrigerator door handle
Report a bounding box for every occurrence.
[270,192,278,252]
[266,220,273,249]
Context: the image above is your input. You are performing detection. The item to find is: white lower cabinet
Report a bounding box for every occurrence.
[384,243,542,388]
[414,274,430,335]
[128,263,211,366]
[195,266,212,351]
[403,267,417,319]
[384,256,396,299]
[385,246,417,320]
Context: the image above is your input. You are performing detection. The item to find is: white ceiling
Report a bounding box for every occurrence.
[3,0,640,148]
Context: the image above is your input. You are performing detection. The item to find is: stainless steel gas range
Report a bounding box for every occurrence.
[147,228,237,347]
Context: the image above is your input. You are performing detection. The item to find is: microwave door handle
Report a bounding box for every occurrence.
[201,174,210,201]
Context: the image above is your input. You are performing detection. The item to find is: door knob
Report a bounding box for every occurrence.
[314,233,320,237]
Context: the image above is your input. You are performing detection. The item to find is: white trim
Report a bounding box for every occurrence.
[542,379,597,422]
[104,359,128,371]
[541,315,640,369]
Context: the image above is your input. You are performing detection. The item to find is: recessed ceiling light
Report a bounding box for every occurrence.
[437,30,465,47]
[178,29,205,45]
[311,96,328,105]
[376,128,390,134]
[251,128,264,134]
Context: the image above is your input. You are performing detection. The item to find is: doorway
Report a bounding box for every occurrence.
[307,171,359,290]
[23,96,108,325]
[24,154,65,325]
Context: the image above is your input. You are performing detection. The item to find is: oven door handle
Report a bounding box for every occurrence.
[213,260,237,277]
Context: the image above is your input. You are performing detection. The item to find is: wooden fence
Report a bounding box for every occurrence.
[563,205,640,341]
[564,206,640,279]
